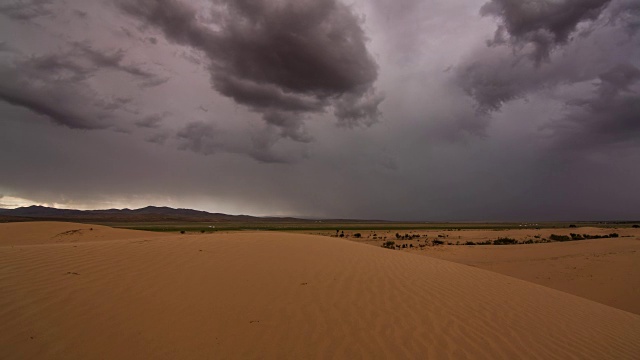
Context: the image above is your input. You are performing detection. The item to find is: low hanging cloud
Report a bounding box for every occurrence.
[457,0,618,112]
[116,0,383,141]
[455,0,640,143]
[176,121,219,155]
[72,42,169,87]
[135,113,169,129]
[0,0,54,20]
[480,0,612,64]
[0,43,169,129]
[0,53,113,129]
[544,63,640,150]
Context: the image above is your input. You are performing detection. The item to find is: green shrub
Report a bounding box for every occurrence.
[549,234,571,241]
[493,238,518,245]
[382,241,396,249]
[432,239,445,245]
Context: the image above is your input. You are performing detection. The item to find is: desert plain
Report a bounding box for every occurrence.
[1,221,640,359]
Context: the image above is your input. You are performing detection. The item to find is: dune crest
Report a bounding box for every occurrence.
[0,221,170,246]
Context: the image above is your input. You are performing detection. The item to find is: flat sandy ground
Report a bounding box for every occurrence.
[321,227,640,315]
[1,222,640,359]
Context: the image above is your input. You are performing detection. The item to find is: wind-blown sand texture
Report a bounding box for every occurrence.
[421,236,640,315]
[1,222,639,359]
[321,227,640,315]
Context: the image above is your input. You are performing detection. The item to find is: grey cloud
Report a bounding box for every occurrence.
[102,96,133,111]
[73,10,88,19]
[544,63,640,150]
[0,42,13,52]
[261,111,313,143]
[146,132,169,145]
[455,45,572,113]
[4,0,640,222]
[135,113,168,128]
[334,88,384,128]
[116,0,383,147]
[249,129,303,164]
[598,63,640,94]
[0,54,111,129]
[455,0,640,139]
[0,0,53,20]
[211,73,327,113]
[24,52,93,81]
[175,120,301,164]
[480,0,612,64]
[0,40,172,129]
[176,121,219,155]
[72,42,169,87]
[598,0,640,34]
[139,76,170,88]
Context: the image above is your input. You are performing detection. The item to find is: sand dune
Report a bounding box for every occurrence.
[0,221,170,246]
[324,227,640,314]
[420,237,640,315]
[1,222,639,359]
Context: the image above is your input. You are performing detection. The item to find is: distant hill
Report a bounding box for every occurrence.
[0,205,308,223]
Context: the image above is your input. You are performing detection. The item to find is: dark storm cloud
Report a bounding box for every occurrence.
[455,0,640,142]
[455,45,579,113]
[116,0,382,141]
[544,63,640,149]
[0,0,54,20]
[0,41,170,129]
[0,53,111,129]
[480,0,612,64]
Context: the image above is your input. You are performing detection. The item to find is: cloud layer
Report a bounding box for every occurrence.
[1,0,639,220]
[117,0,383,141]
[456,0,640,150]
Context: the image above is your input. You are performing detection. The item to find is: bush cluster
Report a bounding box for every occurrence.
[493,238,518,245]
[549,234,571,242]
[382,241,396,249]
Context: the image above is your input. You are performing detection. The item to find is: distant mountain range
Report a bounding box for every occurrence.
[0,205,309,223]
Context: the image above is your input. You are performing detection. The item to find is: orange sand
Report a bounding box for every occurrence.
[1,222,639,359]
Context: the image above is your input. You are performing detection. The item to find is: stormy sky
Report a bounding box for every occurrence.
[1,0,639,221]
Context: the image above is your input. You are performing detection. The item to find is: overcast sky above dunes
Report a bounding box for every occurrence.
[1,0,639,221]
